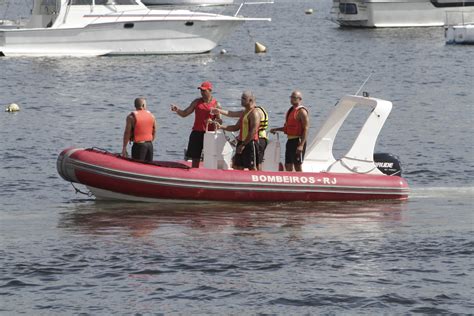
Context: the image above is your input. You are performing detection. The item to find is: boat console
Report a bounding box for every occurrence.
[202,95,403,176]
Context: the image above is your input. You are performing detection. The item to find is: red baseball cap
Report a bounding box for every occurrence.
[198,81,213,91]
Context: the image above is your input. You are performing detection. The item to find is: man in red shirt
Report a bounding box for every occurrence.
[171,81,222,168]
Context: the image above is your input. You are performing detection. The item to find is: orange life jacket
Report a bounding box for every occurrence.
[132,110,154,142]
[284,105,307,137]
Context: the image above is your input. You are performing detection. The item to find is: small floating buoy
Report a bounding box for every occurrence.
[305,8,314,14]
[255,42,267,54]
[220,49,227,55]
[5,103,20,112]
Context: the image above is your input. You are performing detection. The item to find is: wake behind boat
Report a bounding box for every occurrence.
[0,0,270,57]
[57,95,409,202]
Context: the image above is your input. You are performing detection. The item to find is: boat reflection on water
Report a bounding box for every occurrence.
[59,200,407,237]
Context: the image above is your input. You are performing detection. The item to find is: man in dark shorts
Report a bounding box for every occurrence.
[212,103,269,170]
[122,97,157,162]
[270,90,309,172]
[216,91,262,170]
[170,81,222,168]
[255,106,269,170]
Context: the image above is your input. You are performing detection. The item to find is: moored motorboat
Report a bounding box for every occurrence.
[57,95,409,202]
[0,0,269,57]
[331,0,474,27]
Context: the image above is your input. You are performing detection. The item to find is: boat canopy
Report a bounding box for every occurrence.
[303,95,392,175]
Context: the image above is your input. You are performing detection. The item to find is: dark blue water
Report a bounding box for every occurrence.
[1,0,473,314]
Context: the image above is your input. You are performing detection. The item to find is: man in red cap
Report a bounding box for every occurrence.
[171,81,222,168]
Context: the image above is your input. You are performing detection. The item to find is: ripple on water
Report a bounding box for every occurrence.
[0,280,40,288]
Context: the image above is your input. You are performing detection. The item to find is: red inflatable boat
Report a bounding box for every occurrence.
[57,95,409,202]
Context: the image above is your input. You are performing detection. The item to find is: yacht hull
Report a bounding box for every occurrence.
[0,19,242,56]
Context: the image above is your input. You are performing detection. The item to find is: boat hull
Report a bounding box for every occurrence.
[57,148,409,202]
[0,19,243,56]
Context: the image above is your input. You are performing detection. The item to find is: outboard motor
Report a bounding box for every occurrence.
[374,153,402,176]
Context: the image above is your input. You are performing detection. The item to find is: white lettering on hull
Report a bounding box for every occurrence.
[251,175,337,185]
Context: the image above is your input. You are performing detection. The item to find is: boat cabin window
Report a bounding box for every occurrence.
[339,3,357,14]
[38,0,60,18]
[41,0,58,5]
[430,0,474,8]
[95,0,139,4]
[70,0,138,4]
[70,0,92,4]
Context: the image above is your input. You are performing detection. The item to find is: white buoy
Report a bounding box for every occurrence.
[5,103,20,112]
[220,49,227,54]
[255,42,267,53]
[305,8,314,14]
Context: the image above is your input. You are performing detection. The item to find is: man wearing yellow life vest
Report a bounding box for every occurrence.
[212,99,269,171]
[122,98,157,162]
[170,81,222,168]
[270,90,309,172]
[215,91,263,170]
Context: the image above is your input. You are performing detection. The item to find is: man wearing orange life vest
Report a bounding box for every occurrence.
[270,90,309,172]
[215,91,262,171]
[122,97,157,162]
[170,81,222,168]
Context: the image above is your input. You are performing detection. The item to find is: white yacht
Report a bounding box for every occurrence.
[142,0,233,5]
[0,0,269,57]
[331,0,474,27]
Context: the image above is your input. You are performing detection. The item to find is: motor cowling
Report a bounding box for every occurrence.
[374,153,402,177]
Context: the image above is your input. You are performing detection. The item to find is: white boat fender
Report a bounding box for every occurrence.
[255,42,267,53]
[5,103,20,112]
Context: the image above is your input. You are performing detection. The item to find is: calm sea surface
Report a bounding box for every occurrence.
[1,0,473,314]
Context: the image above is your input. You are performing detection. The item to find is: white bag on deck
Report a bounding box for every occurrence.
[262,133,281,172]
[203,130,234,170]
